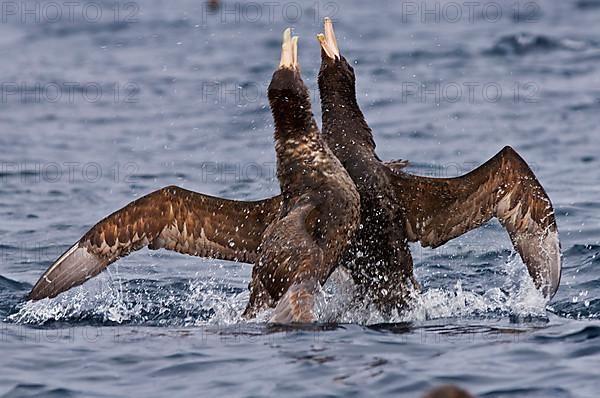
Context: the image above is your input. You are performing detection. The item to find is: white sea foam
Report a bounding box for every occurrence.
[8,256,549,326]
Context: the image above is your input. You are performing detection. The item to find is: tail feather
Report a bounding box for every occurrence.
[269,280,317,323]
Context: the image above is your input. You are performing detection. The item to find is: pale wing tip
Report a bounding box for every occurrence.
[28,244,107,301]
[269,281,317,324]
[525,227,561,300]
[542,229,562,299]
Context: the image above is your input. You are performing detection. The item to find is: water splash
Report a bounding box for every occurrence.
[7,275,249,326]
[7,256,550,326]
[401,255,549,322]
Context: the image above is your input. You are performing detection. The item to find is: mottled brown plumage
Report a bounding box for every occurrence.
[28,187,281,302]
[244,30,360,320]
[317,18,561,311]
[28,29,361,323]
[395,147,560,296]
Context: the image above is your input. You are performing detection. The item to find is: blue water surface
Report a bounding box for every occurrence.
[1,1,599,397]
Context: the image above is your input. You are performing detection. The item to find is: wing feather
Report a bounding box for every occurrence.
[28,185,282,300]
[393,146,561,297]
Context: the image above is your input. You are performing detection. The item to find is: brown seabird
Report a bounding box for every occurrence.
[317,18,561,311]
[28,29,361,323]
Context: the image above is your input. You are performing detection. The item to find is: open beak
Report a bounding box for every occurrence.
[279,28,299,70]
[317,17,340,59]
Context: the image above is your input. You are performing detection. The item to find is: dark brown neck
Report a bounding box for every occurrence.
[268,69,329,199]
[318,57,378,163]
[268,68,316,142]
[271,96,317,143]
[321,91,375,150]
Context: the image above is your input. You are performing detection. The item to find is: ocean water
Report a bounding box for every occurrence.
[1,0,599,396]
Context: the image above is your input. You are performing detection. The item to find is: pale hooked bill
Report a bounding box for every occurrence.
[279,28,299,69]
[317,17,340,59]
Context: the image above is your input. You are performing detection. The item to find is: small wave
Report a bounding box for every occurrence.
[35,20,131,39]
[563,244,600,255]
[0,275,30,291]
[533,325,600,343]
[552,297,600,320]
[481,386,572,397]
[23,15,192,42]
[3,384,82,398]
[486,33,590,56]
[389,48,469,63]
[568,99,600,112]
[575,0,600,10]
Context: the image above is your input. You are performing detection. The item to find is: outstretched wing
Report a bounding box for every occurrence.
[28,185,282,300]
[392,146,561,298]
